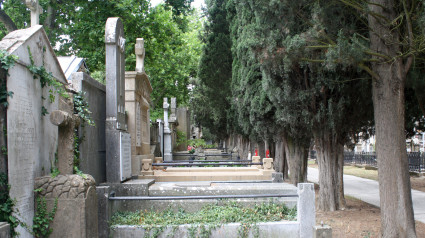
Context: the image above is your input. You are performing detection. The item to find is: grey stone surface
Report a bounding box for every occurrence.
[105,17,132,183]
[297,183,315,238]
[111,221,299,238]
[34,174,98,238]
[71,72,106,184]
[0,25,66,238]
[314,225,332,238]
[272,172,283,183]
[97,186,112,238]
[0,222,10,238]
[308,167,425,224]
[163,98,172,161]
[105,17,126,131]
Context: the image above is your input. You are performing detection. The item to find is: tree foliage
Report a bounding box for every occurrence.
[0,0,203,118]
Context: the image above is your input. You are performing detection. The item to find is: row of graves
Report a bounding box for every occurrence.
[0,4,319,238]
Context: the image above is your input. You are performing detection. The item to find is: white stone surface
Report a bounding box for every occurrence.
[120,132,132,181]
[1,26,65,238]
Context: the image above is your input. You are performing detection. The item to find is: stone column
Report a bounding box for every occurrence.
[163,98,172,161]
[105,17,131,183]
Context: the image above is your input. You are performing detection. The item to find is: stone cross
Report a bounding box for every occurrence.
[163,98,170,133]
[105,17,126,130]
[135,38,145,72]
[25,0,43,26]
[50,92,80,174]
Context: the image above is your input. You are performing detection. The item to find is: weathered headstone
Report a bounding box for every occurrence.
[50,91,80,174]
[34,175,98,237]
[105,17,131,182]
[163,98,172,161]
[125,38,154,177]
[25,0,43,26]
[0,25,66,237]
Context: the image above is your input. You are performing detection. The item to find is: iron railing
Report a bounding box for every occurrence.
[343,151,425,173]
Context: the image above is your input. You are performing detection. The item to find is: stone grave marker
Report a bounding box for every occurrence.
[105,17,131,182]
[125,38,154,177]
[163,98,173,161]
[0,25,66,237]
[25,0,43,26]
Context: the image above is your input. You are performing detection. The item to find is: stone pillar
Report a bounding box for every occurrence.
[153,157,164,170]
[34,175,98,238]
[105,17,131,183]
[50,92,80,175]
[163,98,172,162]
[298,183,315,238]
[251,156,261,169]
[263,157,274,171]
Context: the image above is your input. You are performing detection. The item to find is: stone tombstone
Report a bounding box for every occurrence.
[0,25,66,237]
[105,17,126,131]
[70,72,106,184]
[125,38,153,177]
[34,175,98,238]
[50,90,80,175]
[163,98,173,161]
[25,0,43,26]
[105,17,131,183]
[176,107,190,151]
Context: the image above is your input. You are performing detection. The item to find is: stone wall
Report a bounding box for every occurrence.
[71,72,106,184]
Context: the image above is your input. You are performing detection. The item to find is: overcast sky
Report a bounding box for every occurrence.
[151,0,205,9]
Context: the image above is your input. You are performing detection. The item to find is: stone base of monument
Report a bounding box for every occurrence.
[108,183,316,238]
[0,222,10,238]
[139,167,274,182]
[34,174,98,238]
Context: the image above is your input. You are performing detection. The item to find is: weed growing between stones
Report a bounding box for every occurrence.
[110,201,297,238]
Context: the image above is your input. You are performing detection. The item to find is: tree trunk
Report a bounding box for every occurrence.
[283,135,308,186]
[314,130,345,211]
[0,9,17,33]
[368,1,416,237]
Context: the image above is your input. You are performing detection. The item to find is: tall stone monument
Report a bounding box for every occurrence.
[105,17,131,183]
[25,0,43,26]
[125,38,154,177]
[163,98,173,161]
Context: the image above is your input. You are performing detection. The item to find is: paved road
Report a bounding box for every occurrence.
[307,167,425,223]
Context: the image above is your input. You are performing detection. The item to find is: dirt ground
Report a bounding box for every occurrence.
[315,186,425,238]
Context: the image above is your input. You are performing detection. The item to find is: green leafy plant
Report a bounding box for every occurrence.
[0,173,21,237]
[27,47,68,116]
[110,201,296,238]
[0,49,17,109]
[74,91,95,126]
[176,130,187,147]
[31,190,58,238]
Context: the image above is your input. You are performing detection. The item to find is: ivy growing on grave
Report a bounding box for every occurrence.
[73,91,94,176]
[26,47,68,116]
[0,49,20,237]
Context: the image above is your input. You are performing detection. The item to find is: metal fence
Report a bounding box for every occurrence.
[343,151,425,172]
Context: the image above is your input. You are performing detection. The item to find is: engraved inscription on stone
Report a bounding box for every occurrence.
[136,102,141,146]
[120,132,131,181]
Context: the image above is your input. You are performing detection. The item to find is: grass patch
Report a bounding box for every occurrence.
[110,201,296,238]
[343,166,378,181]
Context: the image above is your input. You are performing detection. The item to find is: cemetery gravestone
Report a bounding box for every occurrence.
[125,38,154,177]
[105,17,131,183]
[0,25,66,237]
[163,98,173,161]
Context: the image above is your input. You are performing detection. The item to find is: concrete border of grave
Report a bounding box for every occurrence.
[107,183,315,238]
[0,222,10,238]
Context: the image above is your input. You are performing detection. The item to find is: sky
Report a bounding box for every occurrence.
[151,0,205,9]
